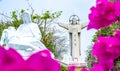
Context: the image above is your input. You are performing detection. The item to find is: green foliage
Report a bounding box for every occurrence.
[60,65,67,71]
[41,10,62,19]
[85,46,95,68]
[11,10,24,29]
[0,24,11,38]
[32,10,62,21]
[39,26,56,57]
[41,32,55,54]
[114,57,120,70]
[109,0,120,2]
[11,20,23,29]
[32,14,41,19]
[92,22,120,42]
[12,11,18,21]
[41,11,52,19]
[20,9,25,13]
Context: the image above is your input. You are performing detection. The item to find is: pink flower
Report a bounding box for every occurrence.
[113,1,120,22]
[67,65,76,71]
[89,30,120,71]
[81,63,108,71]
[3,63,35,71]
[87,0,117,30]
[90,62,108,71]
[91,30,120,70]
[0,46,24,70]
[81,67,89,71]
[96,0,108,3]
[114,1,120,15]
[114,29,120,38]
[0,46,60,71]
[26,49,60,71]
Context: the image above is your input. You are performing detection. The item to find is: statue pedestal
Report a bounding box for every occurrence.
[69,61,87,67]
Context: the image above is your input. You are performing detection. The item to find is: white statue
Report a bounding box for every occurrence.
[59,15,88,62]
[0,26,16,46]
[7,11,47,56]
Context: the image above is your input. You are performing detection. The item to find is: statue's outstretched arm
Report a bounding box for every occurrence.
[81,22,88,29]
[58,23,69,29]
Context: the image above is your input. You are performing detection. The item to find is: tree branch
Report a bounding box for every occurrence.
[0,13,13,19]
[25,0,34,16]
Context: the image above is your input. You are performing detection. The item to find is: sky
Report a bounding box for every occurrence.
[0,0,96,62]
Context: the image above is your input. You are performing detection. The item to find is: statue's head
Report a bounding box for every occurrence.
[69,15,79,25]
[22,11,32,24]
[72,17,77,25]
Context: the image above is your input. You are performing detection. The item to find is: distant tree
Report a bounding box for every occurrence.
[32,10,62,55]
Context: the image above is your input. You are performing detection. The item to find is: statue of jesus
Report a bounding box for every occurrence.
[7,11,47,55]
[59,15,88,62]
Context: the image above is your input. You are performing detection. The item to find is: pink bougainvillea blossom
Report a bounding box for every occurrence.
[114,1,120,22]
[88,0,120,30]
[91,63,108,71]
[81,67,89,71]
[91,36,120,69]
[114,29,120,38]
[87,1,117,30]
[0,46,24,71]
[26,49,60,71]
[87,30,120,71]
[67,65,76,71]
[0,46,60,71]
[96,0,110,3]
[84,0,120,71]
[82,30,120,71]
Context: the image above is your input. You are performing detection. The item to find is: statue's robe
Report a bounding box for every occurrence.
[8,23,46,51]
